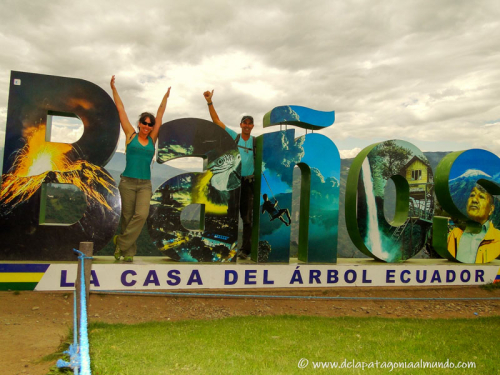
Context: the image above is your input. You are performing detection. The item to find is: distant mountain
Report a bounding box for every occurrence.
[0,143,456,259]
[450,169,491,181]
[105,151,187,178]
[423,151,450,173]
[0,146,187,190]
[104,151,188,190]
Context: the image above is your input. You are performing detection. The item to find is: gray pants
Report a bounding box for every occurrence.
[116,176,152,257]
[240,177,254,254]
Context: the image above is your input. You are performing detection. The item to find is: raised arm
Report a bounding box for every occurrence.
[203,90,226,129]
[150,87,171,143]
[110,76,135,140]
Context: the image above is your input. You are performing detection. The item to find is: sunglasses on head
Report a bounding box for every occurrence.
[141,120,154,127]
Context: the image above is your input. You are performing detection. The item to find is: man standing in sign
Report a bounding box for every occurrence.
[448,185,500,263]
[203,90,255,260]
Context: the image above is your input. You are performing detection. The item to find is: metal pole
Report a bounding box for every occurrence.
[75,242,93,328]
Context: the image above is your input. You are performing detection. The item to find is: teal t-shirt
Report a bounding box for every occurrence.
[225,127,254,177]
[122,135,155,180]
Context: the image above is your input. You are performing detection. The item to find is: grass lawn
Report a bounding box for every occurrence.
[75,316,499,374]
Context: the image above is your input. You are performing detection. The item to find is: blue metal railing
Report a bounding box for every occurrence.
[57,249,92,374]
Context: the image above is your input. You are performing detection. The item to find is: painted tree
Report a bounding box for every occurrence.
[375,140,413,178]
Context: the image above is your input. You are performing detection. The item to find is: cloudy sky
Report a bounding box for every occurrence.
[1,0,499,171]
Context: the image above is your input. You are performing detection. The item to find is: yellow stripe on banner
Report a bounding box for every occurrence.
[0,273,45,283]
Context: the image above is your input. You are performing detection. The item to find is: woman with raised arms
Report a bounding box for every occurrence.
[110,75,170,262]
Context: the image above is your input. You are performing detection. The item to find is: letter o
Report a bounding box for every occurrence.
[460,270,471,282]
[344,270,357,284]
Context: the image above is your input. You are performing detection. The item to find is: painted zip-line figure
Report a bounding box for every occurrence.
[110,75,171,262]
[261,193,292,226]
[203,89,255,260]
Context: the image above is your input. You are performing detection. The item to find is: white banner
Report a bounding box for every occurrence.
[34,262,500,291]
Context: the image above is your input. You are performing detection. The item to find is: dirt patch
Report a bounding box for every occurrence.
[1,286,499,374]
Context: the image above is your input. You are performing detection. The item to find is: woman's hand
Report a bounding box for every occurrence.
[110,75,134,139]
[151,86,171,143]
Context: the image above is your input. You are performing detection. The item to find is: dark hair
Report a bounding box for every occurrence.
[263,194,268,200]
[138,112,156,127]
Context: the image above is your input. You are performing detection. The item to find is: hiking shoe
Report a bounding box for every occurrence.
[123,256,133,262]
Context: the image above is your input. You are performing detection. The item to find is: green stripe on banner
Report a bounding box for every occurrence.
[0,282,39,291]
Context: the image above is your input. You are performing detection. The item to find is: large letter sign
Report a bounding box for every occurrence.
[2,71,500,266]
[252,106,339,263]
[148,118,241,262]
[345,140,434,262]
[433,149,500,263]
[0,72,120,260]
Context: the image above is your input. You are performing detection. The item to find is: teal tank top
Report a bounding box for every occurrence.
[122,135,155,180]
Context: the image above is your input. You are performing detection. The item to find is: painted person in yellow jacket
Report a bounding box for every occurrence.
[448,185,500,263]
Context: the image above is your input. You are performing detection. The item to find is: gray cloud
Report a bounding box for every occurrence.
[1,0,499,159]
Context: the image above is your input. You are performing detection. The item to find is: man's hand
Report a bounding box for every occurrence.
[203,90,214,103]
[203,89,225,129]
